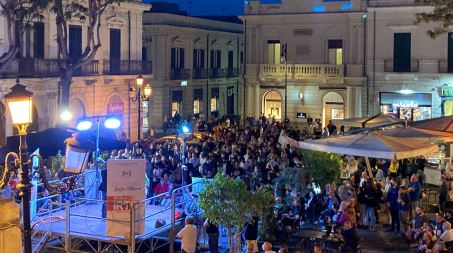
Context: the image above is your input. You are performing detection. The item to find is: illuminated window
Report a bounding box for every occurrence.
[328,40,343,65]
[267,40,281,64]
[172,102,180,117]
[194,99,200,114]
[336,48,343,65]
[210,97,217,112]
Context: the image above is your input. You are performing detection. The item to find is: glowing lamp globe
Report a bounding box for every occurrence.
[143,84,152,98]
[136,75,144,87]
[182,126,189,133]
[4,81,33,126]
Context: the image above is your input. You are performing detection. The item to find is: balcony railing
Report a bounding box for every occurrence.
[170,68,190,80]
[102,60,152,75]
[0,58,152,78]
[384,59,419,73]
[259,64,344,79]
[226,68,239,78]
[438,59,453,73]
[192,68,209,79]
[209,68,226,79]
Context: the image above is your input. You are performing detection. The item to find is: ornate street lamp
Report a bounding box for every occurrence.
[0,80,91,253]
[128,75,152,140]
[3,80,34,253]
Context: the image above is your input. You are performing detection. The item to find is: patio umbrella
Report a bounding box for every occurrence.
[410,115,453,138]
[279,128,439,160]
[332,113,403,129]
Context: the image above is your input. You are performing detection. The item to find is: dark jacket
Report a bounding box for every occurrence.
[244,217,259,240]
[99,169,107,192]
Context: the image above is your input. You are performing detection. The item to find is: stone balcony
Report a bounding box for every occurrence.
[247,64,363,80]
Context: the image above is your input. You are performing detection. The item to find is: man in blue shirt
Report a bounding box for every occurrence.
[387,178,400,233]
[408,174,421,216]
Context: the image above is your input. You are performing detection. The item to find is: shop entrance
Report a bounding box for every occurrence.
[263,90,282,120]
[379,92,432,121]
[322,91,344,127]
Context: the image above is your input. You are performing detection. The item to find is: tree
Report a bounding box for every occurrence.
[301,150,342,189]
[198,174,274,253]
[415,0,453,37]
[0,0,47,68]
[51,0,123,108]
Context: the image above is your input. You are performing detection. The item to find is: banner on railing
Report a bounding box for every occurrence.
[106,159,146,237]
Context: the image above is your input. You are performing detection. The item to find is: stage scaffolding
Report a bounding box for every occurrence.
[31,178,203,253]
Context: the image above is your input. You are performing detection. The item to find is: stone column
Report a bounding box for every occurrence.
[346,86,354,119]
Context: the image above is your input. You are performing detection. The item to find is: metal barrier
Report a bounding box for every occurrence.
[32,179,204,253]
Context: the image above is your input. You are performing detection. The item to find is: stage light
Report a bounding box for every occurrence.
[182,126,189,133]
[76,119,93,131]
[104,117,121,129]
[60,110,73,121]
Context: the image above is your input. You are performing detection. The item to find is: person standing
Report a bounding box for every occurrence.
[408,174,421,216]
[386,178,400,234]
[439,175,449,215]
[244,217,259,253]
[203,218,219,253]
[177,217,198,253]
[99,167,107,219]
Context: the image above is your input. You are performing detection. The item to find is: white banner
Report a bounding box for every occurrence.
[106,159,146,238]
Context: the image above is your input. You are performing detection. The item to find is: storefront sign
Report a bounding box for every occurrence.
[106,95,124,114]
[392,102,419,108]
[442,86,453,96]
[107,159,146,237]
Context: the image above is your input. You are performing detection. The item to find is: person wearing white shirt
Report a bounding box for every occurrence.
[177,217,198,253]
[262,241,277,253]
[440,222,453,243]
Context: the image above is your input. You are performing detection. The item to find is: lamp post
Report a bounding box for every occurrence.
[129,75,152,140]
[178,122,190,190]
[3,80,34,253]
[0,81,93,253]
[76,115,121,199]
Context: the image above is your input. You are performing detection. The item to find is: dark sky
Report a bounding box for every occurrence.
[145,0,245,16]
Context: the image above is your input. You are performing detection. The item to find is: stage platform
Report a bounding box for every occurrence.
[35,202,174,241]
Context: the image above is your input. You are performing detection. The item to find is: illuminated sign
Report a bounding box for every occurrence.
[442,86,453,96]
[180,81,188,87]
[392,102,419,108]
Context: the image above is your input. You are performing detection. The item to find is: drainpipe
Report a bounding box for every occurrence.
[206,34,210,121]
[372,10,376,116]
[236,36,240,115]
[128,11,131,63]
[243,19,247,125]
[363,10,368,116]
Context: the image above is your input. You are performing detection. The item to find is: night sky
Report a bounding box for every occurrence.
[144,0,282,16]
[145,0,243,16]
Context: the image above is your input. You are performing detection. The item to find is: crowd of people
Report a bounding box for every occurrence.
[97,114,453,253]
[2,113,453,253]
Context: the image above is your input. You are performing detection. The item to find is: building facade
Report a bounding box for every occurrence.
[242,0,367,126]
[366,0,453,121]
[142,4,243,130]
[0,1,150,140]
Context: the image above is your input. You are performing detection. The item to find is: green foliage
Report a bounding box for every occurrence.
[273,167,307,193]
[301,150,342,188]
[51,150,65,175]
[198,173,274,229]
[415,0,453,37]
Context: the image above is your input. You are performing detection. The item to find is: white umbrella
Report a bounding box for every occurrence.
[279,128,439,160]
[332,113,403,129]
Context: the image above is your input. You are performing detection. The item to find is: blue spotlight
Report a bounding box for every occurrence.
[182,126,189,133]
[76,119,93,131]
[104,117,121,129]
